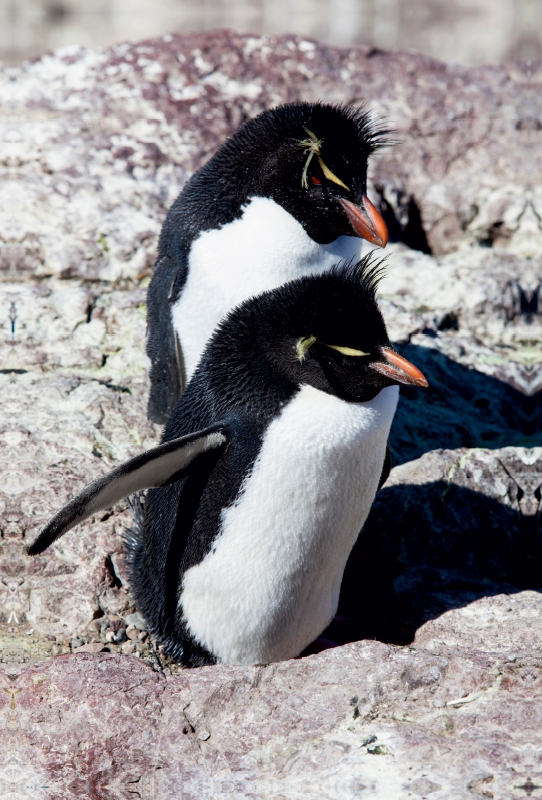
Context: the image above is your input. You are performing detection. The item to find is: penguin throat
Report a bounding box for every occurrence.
[172,197,367,381]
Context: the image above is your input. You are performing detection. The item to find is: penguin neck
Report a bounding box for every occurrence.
[172,197,367,381]
[197,338,295,423]
[181,152,351,245]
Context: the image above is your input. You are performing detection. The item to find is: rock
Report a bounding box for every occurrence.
[336,447,542,649]
[126,625,139,641]
[0,30,540,796]
[114,628,127,644]
[106,614,125,633]
[375,243,542,467]
[87,618,101,632]
[73,642,106,654]
[3,32,540,283]
[4,640,542,798]
[124,613,147,631]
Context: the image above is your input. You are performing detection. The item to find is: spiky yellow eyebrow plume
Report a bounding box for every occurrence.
[296,335,317,362]
[298,127,350,192]
[296,337,370,362]
[322,344,370,356]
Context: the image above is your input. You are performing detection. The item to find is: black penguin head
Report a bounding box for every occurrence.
[210,103,390,246]
[216,255,427,405]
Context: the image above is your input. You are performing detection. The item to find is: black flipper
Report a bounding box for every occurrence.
[377,440,391,491]
[27,426,228,555]
[146,255,185,423]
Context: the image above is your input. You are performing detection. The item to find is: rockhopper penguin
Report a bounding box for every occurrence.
[147,102,389,422]
[28,256,427,667]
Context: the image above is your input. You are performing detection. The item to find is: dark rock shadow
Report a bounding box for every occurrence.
[390,342,542,466]
[327,481,542,647]
[377,188,433,255]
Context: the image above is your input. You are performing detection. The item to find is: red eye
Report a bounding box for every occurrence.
[311,175,321,185]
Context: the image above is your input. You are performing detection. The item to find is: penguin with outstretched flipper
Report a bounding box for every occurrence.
[28,256,427,667]
[147,102,390,422]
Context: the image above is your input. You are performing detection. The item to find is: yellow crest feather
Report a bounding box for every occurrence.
[296,335,317,362]
[296,337,370,361]
[322,344,370,357]
[316,157,350,192]
[298,127,350,192]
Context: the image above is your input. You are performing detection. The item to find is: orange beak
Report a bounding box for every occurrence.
[339,196,388,248]
[371,348,428,387]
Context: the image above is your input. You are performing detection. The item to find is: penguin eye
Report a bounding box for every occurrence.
[311,175,321,185]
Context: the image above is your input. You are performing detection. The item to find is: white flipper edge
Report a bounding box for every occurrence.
[27,426,227,555]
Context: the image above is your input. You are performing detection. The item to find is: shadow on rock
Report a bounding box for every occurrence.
[329,459,542,647]
[390,342,542,466]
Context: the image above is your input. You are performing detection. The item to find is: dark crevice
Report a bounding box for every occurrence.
[437,311,458,331]
[86,300,95,323]
[378,193,402,243]
[0,369,27,374]
[478,219,509,248]
[377,188,432,254]
[104,382,131,394]
[402,198,432,253]
[104,554,122,589]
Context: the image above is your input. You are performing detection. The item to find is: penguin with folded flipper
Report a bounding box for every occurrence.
[28,256,427,667]
[147,102,389,423]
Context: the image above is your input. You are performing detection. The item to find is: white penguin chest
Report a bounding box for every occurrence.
[171,196,367,379]
[179,384,399,666]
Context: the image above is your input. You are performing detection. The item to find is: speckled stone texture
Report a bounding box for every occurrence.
[3,633,542,799]
[1,30,541,798]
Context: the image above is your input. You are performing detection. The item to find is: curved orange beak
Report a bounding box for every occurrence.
[339,196,388,248]
[371,348,428,387]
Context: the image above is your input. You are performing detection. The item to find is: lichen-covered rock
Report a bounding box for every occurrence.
[0,30,541,798]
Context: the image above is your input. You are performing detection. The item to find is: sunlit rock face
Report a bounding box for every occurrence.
[0,31,541,798]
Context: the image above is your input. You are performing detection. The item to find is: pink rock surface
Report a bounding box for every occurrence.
[3,30,539,283]
[3,634,542,799]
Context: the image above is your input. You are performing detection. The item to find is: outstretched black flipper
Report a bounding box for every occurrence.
[27,426,228,555]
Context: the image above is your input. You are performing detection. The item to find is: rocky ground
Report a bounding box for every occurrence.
[1,30,541,799]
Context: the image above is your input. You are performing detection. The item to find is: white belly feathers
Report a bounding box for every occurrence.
[179,384,399,665]
[172,196,369,379]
